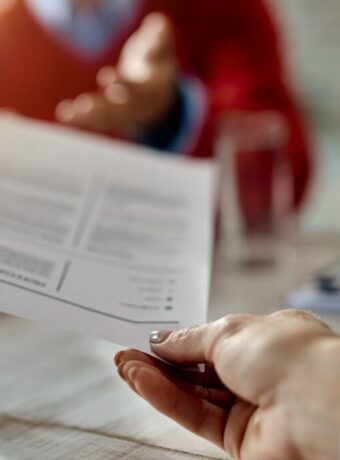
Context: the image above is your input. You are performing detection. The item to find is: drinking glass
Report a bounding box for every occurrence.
[217,111,296,269]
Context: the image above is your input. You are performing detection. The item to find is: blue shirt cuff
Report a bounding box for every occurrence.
[139,77,208,155]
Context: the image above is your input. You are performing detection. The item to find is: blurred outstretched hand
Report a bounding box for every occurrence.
[55,12,177,137]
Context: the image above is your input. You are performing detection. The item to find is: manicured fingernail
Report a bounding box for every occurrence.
[149,330,172,344]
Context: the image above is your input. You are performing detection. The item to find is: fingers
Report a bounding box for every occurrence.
[150,311,335,405]
[116,357,233,410]
[55,92,130,134]
[115,349,225,389]
[149,310,332,369]
[116,12,175,84]
[114,311,334,458]
[97,14,175,90]
[149,314,258,365]
[55,95,91,124]
[118,359,228,448]
[97,66,118,88]
[57,12,177,135]
[96,67,131,104]
[91,11,177,131]
[116,358,261,455]
[178,382,235,410]
[127,12,174,61]
[139,12,175,60]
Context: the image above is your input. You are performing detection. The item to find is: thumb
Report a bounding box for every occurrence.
[150,314,257,366]
[117,12,175,83]
[139,12,175,60]
[150,314,274,405]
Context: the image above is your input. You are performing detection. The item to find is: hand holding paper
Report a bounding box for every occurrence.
[116,310,340,460]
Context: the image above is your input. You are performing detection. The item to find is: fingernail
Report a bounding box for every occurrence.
[149,330,172,344]
[119,364,140,395]
[117,362,126,380]
[127,366,139,383]
[114,351,123,367]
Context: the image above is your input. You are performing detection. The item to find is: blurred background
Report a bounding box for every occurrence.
[270,0,340,236]
[0,4,340,458]
[1,0,339,238]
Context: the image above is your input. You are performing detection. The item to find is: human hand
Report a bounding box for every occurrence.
[55,13,177,137]
[115,310,340,460]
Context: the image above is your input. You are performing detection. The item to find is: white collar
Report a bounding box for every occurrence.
[25,0,143,57]
[25,0,142,29]
[25,0,72,28]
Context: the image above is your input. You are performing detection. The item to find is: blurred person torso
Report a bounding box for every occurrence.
[0,0,310,206]
[0,0,284,122]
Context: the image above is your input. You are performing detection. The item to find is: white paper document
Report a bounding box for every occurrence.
[0,116,216,351]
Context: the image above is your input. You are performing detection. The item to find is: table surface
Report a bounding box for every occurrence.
[0,235,340,460]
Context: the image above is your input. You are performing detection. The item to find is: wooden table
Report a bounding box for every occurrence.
[0,235,339,459]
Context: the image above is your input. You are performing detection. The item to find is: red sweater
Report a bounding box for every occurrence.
[0,0,310,207]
